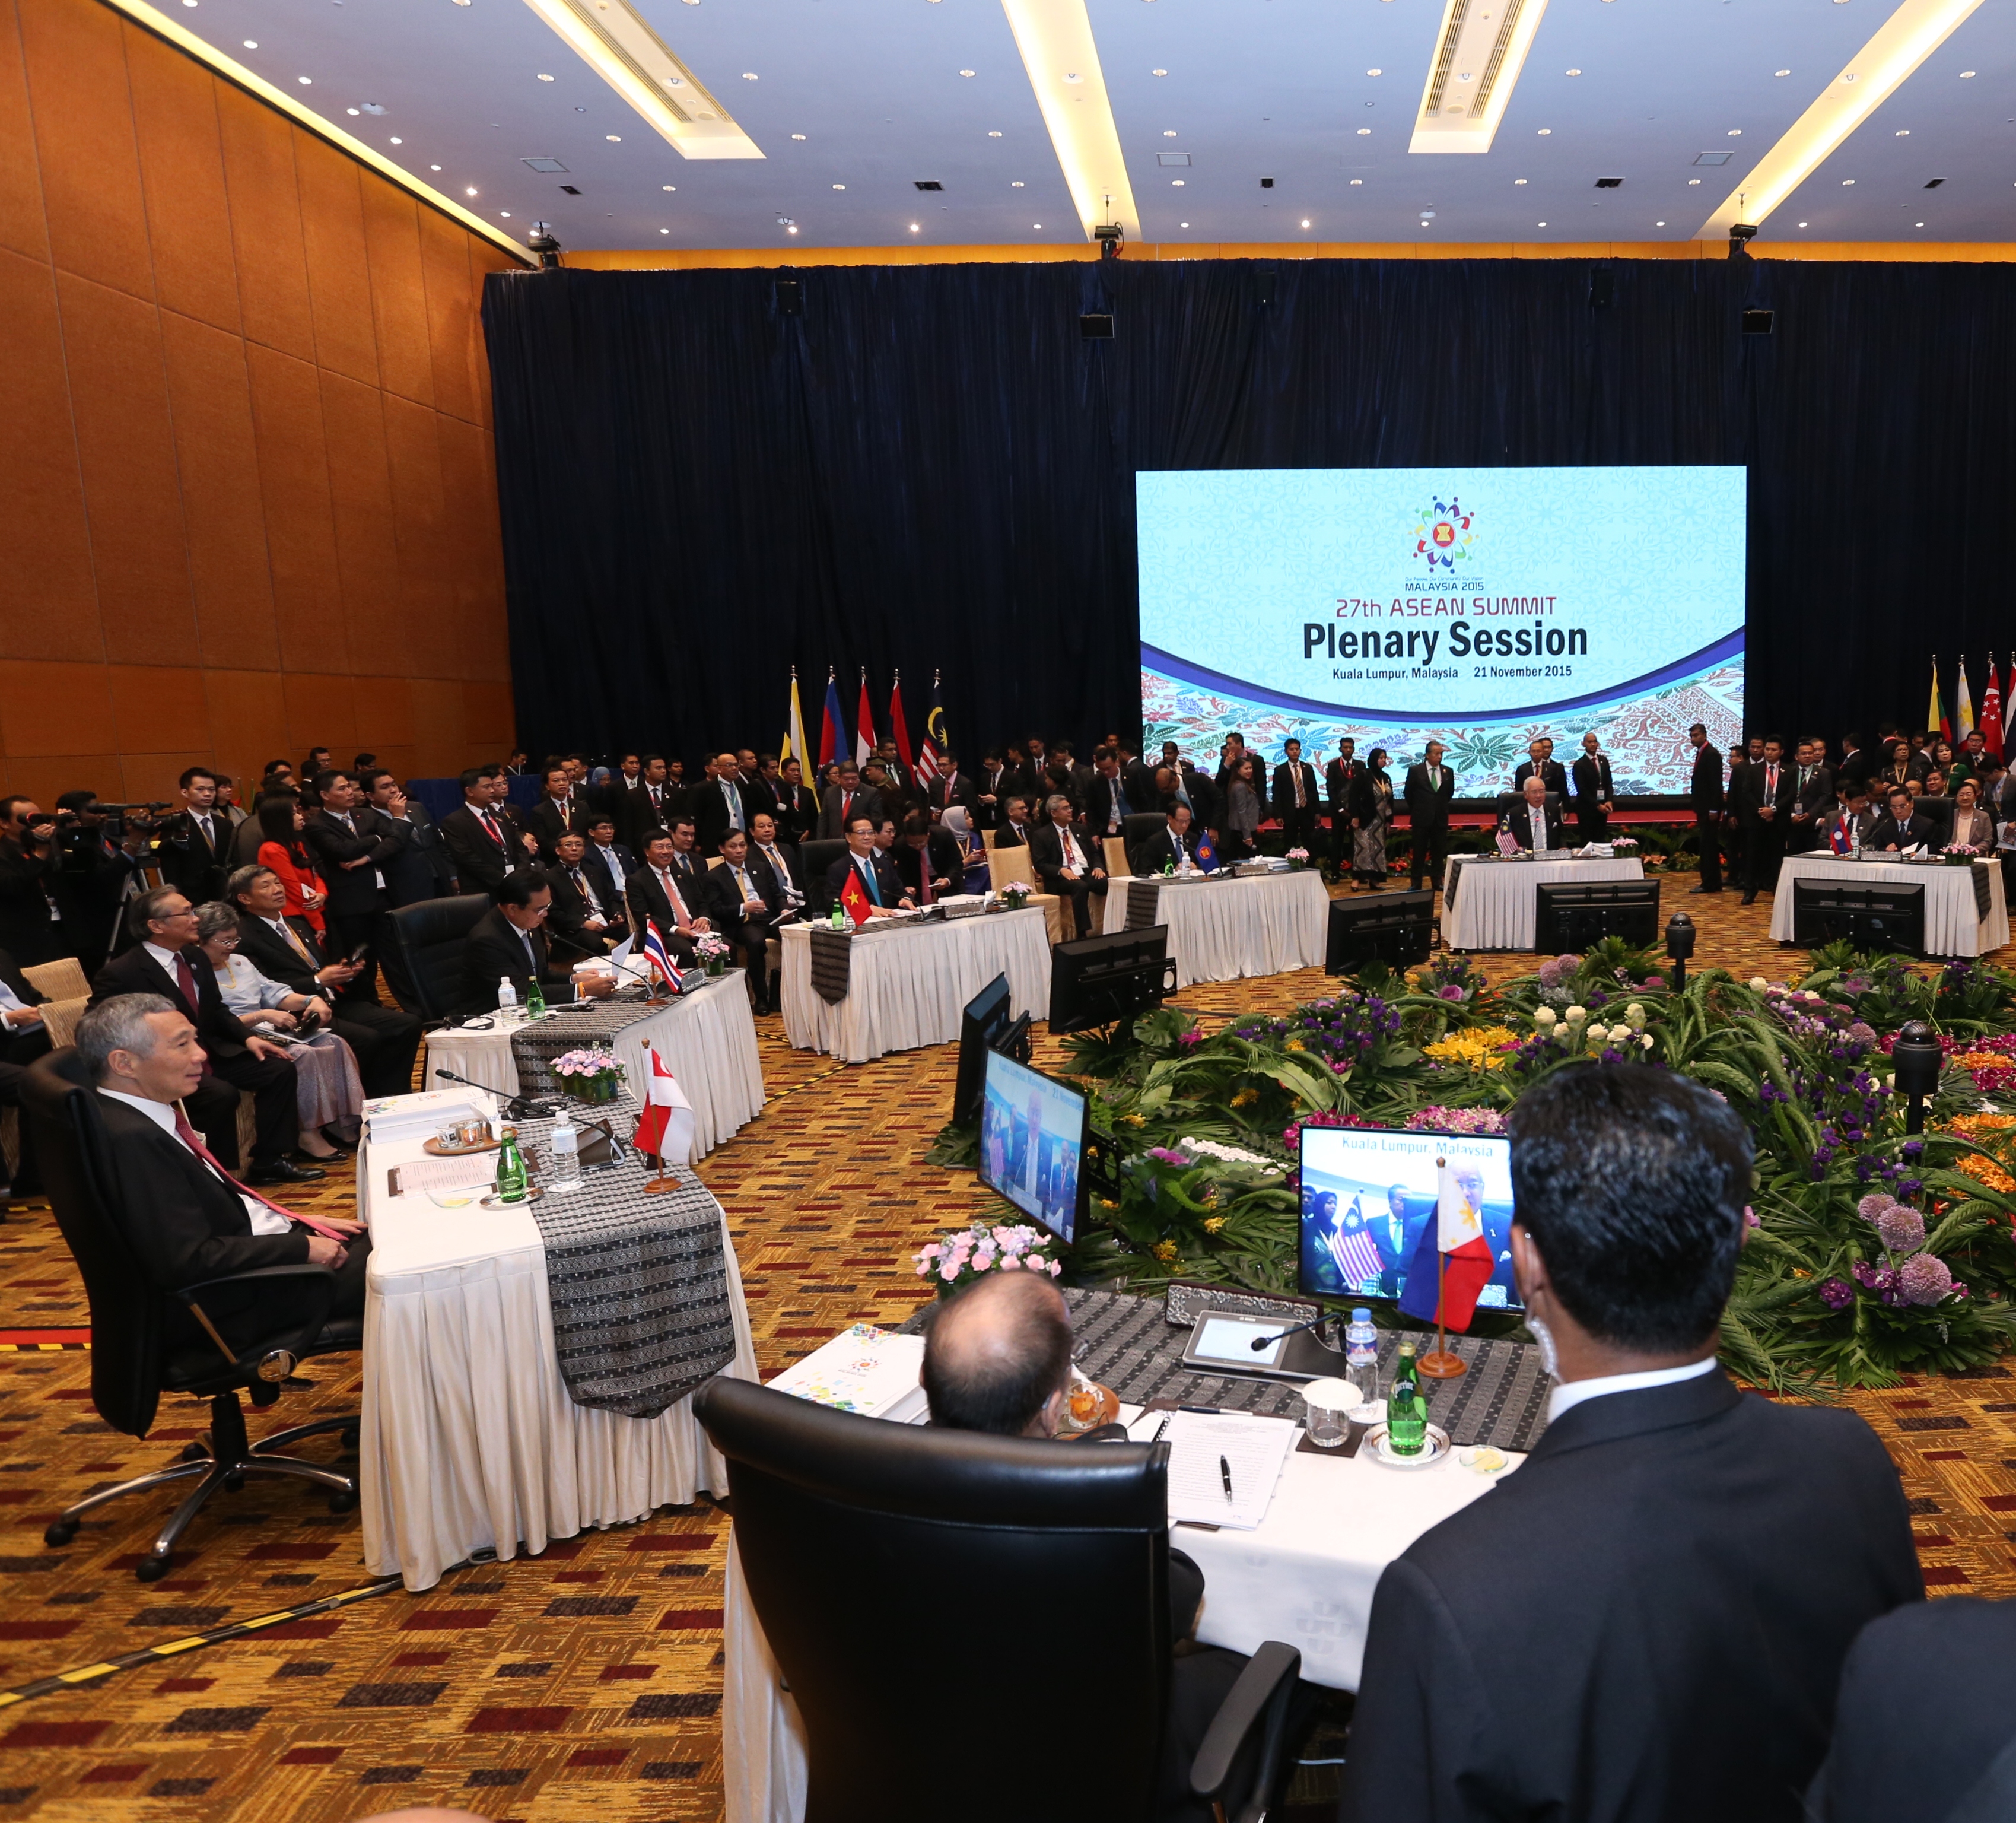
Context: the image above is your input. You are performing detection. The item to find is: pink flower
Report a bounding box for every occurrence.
[939,1263,959,1282]
[1047,1260,1062,1276]
[1000,1254,1021,1269]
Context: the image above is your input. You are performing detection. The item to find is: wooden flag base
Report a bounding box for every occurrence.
[1417,1349,1468,1379]
[641,1154,675,1195]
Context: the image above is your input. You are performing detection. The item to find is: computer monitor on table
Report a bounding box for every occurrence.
[1296,1122,1522,1311]
[952,973,1014,1125]
[976,1049,1087,1245]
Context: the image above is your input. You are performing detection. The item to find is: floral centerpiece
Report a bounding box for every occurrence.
[694,932,731,976]
[914,1221,1064,1297]
[551,1047,625,1104]
[999,879,1032,910]
[1284,847,1311,871]
[1942,843,1983,867]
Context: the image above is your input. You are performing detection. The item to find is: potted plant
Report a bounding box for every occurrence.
[551,1047,626,1104]
[1000,879,1032,910]
[694,932,732,976]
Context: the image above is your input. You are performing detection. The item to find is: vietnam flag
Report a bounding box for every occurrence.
[838,863,874,925]
[1397,1156,1495,1332]
[633,1044,694,1166]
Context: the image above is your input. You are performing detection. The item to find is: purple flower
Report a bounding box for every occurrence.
[1438,985,1467,1002]
[1847,1022,1877,1044]
[1744,1206,1760,1228]
[1897,1253,1954,1306]
[1875,1208,1926,1254]
[1818,1278,1854,1311]
[1177,1029,1203,1048]
[1147,1146,1193,1167]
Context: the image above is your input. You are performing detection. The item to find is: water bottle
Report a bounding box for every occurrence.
[493,1124,529,1203]
[1344,1307,1381,1409]
[497,976,518,1021]
[548,1116,581,1193]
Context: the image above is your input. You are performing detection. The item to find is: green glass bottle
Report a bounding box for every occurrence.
[1387,1339,1427,1456]
[494,1124,529,1203]
[524,974,546,1020]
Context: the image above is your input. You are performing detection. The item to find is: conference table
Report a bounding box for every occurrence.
[778,907,1051,1063]
[422,973,764,1162]
[358,1087,759,1592]
[1442,853,1647,951]
[1767,855,2009,957]
[1099,868,1331,987]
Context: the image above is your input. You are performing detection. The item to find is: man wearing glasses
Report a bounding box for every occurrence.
[458,874,617,1018]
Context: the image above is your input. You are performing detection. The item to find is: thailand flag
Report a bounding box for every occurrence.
[641,919,681,993]
[1397,1156,1496,1331]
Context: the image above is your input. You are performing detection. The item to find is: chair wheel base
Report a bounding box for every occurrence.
[135,1554,171,1583]
[180,1441,211,1463]
[44,1520,78,1548]
[327,1489,357,1515]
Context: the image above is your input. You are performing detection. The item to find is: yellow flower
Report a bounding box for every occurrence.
[1097,1197,1119,1212]
[1285,1039,1306,1052]
[1938,1114,2016,1195]
[1423,1025,1520,1072]
[1203,1216,1226,1234]
[1122,1113,1146,1126]
[1230,1088,1259,1108]
[1153,1240,1179,1262]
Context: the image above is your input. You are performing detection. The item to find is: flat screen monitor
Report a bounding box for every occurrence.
[1296,1122,1522,1311]
[1049,926,1174,1034]
[952,973,1013,1125]
[977,1049,1087,1244]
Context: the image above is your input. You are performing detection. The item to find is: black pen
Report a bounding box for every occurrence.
[1219,1454,1234,1502]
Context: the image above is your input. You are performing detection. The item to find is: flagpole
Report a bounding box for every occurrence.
[1419,1154,1468,1379]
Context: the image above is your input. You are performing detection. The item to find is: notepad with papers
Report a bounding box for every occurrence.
[1162,1409,1298,1530]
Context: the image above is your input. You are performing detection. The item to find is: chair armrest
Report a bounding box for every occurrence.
[174,1262,337,1300]
[1191,1639,1302,1821]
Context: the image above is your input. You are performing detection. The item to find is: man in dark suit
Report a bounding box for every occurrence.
[972,751,1013,832]
[0,945,50,1200]
[748,812,806,920]
[921,752,977,825]
[1868,786,1939,852]
[1735,735,1798,904]
[227,864,421,1101]
[771,757,817,845]
[89,887,313,1184]
[814,764,882,841]
[1834,732,1871,793]
[1513,737,1568,798]
[300,772,404,999]
[524,765,589,862]
[597,752,643,823]
[363,771,457,905]
[153,767,232,907]
[1788,737,1836,856]
[743,754,785,831]
[1823,784,1881,855]
[1570,732,1616,845]
[459,875,618,1017]
[0,797,65,969]
[75,995,365,1354]
[1505,777,1567,853]
[993,795,1037,853]
[441,767,538,898]
[1368,1183,1427,1298]
[662,815,710,901]
[580,814,635,910]
[1131,801,1200,877]
[48,792,147,968]
[1341,1065,1923,1823]
[1403,742,1455,891]
[703,829,781,1009]
[1687,722,1725,894]
[695,752,757,856]
[891,810,964,905]
[541,831,621,957]
[1029,796,1106,939]
[825,812,912,917]
[625,830,711,958]
[1271,739,1321,851]
[622,754,676,850]
[1082,746,1140,844]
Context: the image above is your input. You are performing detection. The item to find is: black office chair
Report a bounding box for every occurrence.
[799,840,848,917]
[1915,795,1957,848]
[1123,811,1171,852]
[697,1378,1303,1823]
[382,893,490,1021]
[22,1052,361,1581]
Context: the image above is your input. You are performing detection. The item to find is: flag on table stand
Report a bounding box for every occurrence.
[633,1044,695,1189]
[819,668,846,770]
[838,865,873,926]
[783,668,812,781]
[1929,658,1948,741]
[854,669,877,767]
[1193,829,1220,872]
[640,919,682,995]
[1398,1156,1496,1337]
[1985,659,2006,763]
[914,671,947,787]
[888,671,914,770]
[1957,656,1976,742]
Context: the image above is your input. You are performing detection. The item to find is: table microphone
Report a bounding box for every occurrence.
[1249,1311,1335,1351]
[433,1065,554,1122]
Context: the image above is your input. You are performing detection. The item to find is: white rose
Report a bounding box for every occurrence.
[1626,1003,1645,1021]
[1640,1033,1655,1049]
[1534,1006,1557,1028]
[1565,1005,1587,1024]
[1748,976,1769,991]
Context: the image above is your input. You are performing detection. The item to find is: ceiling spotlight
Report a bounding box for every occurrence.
[1537,128,1551,135]
[787,224,799,233]
[1687,177,1700,185]
[390,136,402,144]
[1180,220,1190,227]
[1566,67,1582,75]
[1153,68,1168,76]
[1960,69,1976,77]
[1799,221,1808,227]
[663,184,676,191]
[1350,178,1362,185]
[959,68,975,77]
[1064,71,1083,82]
[1842,177,1855,185]
[1537,220,1547,226]
[500,211,511,218]
[1775,68,1790,76]
[465,186,478,196]
[1367,67,1382,75]
[243,38,257,47]
[347,107,360,115]
[1163,129,1176,136]
[660,228,669,234]
[742,72,758,80]
[606,134,621,141]
[538,72,555,81]
[298,75,313,85]
[1726,128,1741,136]
[791,133,806,140]
[1896,128,1909,135]
[991,130,1004,136]
[1172,179,1185,185]
[1357,127,1372,135]
[910,222,920,231]
[1916,220,1925,226]
[832,183,845,189]
[1034,222,1042,228]
[1012,180,1025,187]
[1301,218,1311,227]
[431,163,443,171]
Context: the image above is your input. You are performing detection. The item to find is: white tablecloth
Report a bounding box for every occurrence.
[1442,855,1646,951]
[422,973,764,1163]
[721,1384,1513,1823]
[358,1091,759,1592]
[1099,870,1331,987]
[778,910,1051,1063]
[1767,855,2009,957]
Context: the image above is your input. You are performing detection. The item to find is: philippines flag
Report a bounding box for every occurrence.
[819,669,846,768]
[632,1044,695,1167]
[641,919,681,993]
[854,669,877,768]
[1397,1156,1496,1332]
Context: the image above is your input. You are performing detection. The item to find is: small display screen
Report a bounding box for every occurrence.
[1193,1315,1286,1365]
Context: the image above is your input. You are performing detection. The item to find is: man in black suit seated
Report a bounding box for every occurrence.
[1823,783,1880,855]
[1131,799,1200,877]
[301,771,403,1000]
[363,771,457,905]
[695,752,756,856]
[1030,795,1106,939]
[1341,1065,1923,1823]
[1869,785,1939,853]
[459,874,618,1017]
[542,831,621,957]
[825,813,912,917]
[1512,736,1567,798]
[625,829,711,961]
[227,865,421,1101]
[1808,1597,2016,1823]
[440,766,539,898]
[1504,776,1567,853]
[891,810,963,905]
[921,1271,1245,1819]
[0,945,50,1202]
[1271,738,1321,850]
[581,814,635,911]
[1570,732,1616,845]
[77,994,366,1354]
[90,887,316,1184]
[770,757,816,845]
[153,767,232,907]
[1403,741,1454,891]
[1735,735,1798,905]
[993,794,1036,853]
[524,764,588,862]
[662,814,710,898]
[703,829,781,1011]
[748,811,806,919]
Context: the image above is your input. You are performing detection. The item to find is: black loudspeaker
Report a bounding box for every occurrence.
[1535,880,1662,951]
[1325,890,1435,973]
[1080,313,1115,339]
[1589,266,1614,309]
[777,280,803,317]
[1741,308,1775,335]
[1792,879,1926,956]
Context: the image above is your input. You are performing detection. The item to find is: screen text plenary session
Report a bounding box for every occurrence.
[1305,618,1588,665]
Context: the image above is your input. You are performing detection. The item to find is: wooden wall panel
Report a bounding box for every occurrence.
[2,0,517,812]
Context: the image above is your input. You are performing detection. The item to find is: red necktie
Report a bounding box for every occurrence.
[1766,766,1779,795]
[482,811,504,848]
[167,951,212,1078]
[842,791,854,822]
[171,1103,349,1240]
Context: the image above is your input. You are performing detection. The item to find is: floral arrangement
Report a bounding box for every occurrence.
[1176,1135,1284,1174]
[1285,847,1311,869]
[693,932,732,973]
[999,880,1032,907]
[1403,1105,1508,1135]
[1407,952,1488,1006]
[1423,1025,1521,1072]
[1226,993,1403,1078]
[1610,836,1639,850]
[549,1047,626,1103]
[914,1221,1064,1294]
[1942,844,1984,864]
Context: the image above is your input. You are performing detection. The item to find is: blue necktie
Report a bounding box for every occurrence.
[863,859,882,907]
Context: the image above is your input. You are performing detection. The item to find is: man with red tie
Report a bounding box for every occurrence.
[815,762,883,840]
[1735,735,1798,906]
[87,887,314,1184]
[441,766,539,899]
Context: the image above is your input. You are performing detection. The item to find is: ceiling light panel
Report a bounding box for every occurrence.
[517,0,761,158]
[1000,0,1139,240]
[1409,0,1554,154]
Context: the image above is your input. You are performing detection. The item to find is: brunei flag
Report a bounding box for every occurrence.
[1397,1156,1496,1332]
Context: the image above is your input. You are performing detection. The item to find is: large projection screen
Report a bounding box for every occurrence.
[1137,467,1745,796]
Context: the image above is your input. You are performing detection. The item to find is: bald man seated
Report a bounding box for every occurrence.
[920,1273,1248,1823]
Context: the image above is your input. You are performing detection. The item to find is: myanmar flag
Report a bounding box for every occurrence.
[1397,1157,1495,1332]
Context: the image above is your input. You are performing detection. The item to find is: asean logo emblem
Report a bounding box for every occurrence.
[1412,496,1477,571]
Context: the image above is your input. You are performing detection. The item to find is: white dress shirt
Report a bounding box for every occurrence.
[143,940,191,981]
[97,1087,290,1236]
[593,841,628,893]
[1546,1354,1718,1424]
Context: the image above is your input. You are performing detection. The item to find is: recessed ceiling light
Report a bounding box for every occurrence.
[663,184,676,191]
[180,0,195,8]
[465,186,478,196]
[787,224,799,233]
[1656,220,1665,226]
[431,163,443,171]
[660,227,669,234]
[1172,178,1184,185]
[1515,177,1528,185]
[538,72,555,81]
[791,133,806,141]
[1799,220,1808,227]
[742,72,758,80]
[606,134,621,141]
[390,136,402,144]
[1011,180,1025,187]
[959,68,975,77]
[1775,69,1791,77]
[1727,128,1741,136]
[1566,68,1582,75]
[1349,178,1362,185]
[500,211,511,218]
[1152,68,1166,76]
[1301,218,1311,227]
[242,38,257,47]
[1064,71,1082,83]
[1687,177,1700,185]
[347,107,359,115]
[298,75,313,85]
[1163,129,1176,136]
[832,183,845,189]
[1357,127,1372,135]
[991,130,1004,137]
[1366,67,1382,76]
[1916,220,1925,226]
[1537,220,1547,226]
[1180,220,1189,227]
[1537,128,1551,135]
[1960,69,1976,77]
[1842,178,1855,185]
[1034,222,1042,228]
[910,222,920,231]
[1896,128,1909,135]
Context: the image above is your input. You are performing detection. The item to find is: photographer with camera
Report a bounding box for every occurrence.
[47,790,150,968]
[0,796,63,967]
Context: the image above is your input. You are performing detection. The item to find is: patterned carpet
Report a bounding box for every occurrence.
[0,888,2012,1821]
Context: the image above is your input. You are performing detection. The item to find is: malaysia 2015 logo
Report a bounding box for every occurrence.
[1412,496,1477,571]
